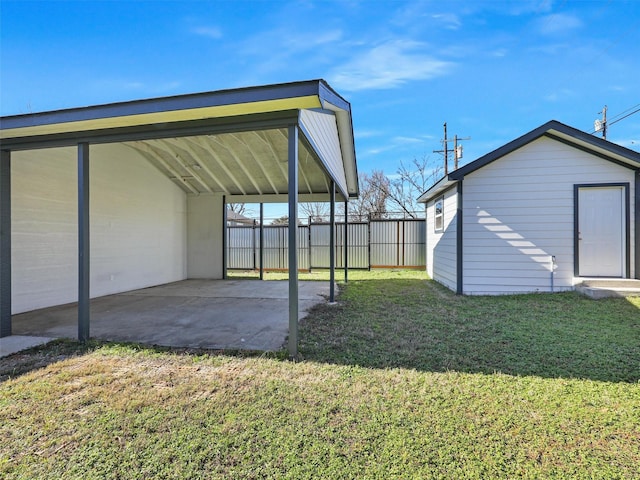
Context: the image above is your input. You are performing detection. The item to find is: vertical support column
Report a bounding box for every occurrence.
[456,181,464,295]
[367,214,372,271]
[329,182,336,303]
[222,195,227,280]
[252,220,257,271]
[78,143,90,342]
[344,201,348,284]
[287,124,299,358]
[307,216,312,273]
[635,171,640,279]
[0,150,12,338]
[259,203,264,280]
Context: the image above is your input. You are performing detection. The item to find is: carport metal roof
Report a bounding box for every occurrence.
[1,79,358,201]
[0,79,358,356]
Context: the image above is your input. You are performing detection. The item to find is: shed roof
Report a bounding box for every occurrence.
[0,79,358,200]
[418,120,640,203]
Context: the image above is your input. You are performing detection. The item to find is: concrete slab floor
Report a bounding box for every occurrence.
[10,280,332,352]
[0,336,55,358]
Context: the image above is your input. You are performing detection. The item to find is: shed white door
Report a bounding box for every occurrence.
[578,186,625,277]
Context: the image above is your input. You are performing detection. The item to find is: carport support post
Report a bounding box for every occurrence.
[78,143,90,342]
[259,203,264,280]
[287,124,299,358]
[344,201,348,284]
[0,150,11,337]
[329,182,336,303]
[222,196,227,279]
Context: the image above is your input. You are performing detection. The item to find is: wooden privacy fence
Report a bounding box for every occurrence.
[226,219,425,270]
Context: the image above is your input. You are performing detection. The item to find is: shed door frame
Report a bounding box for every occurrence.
[574,183,630,278]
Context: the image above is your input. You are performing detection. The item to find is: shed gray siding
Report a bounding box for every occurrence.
[426,187,458,291]
[461,136,635,294]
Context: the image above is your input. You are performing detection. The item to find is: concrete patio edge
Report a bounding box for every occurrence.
[0,335,56,358]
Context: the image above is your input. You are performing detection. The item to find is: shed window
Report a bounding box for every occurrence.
[434,196,444,232]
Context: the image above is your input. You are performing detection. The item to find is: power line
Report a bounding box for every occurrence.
[609,107,640,127]
[608,103,640,123]
[590,103,640,136]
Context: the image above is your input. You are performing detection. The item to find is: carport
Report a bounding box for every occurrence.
[0,79,358,356]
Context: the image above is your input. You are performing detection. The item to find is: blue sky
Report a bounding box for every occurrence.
[2,0,639,204]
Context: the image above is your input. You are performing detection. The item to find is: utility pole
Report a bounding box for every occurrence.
[433,123,449,175]
[443,123,448,174]
[434,123,470,174]
[595,105,608,140]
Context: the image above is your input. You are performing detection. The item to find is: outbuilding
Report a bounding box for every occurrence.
[0,79,358,355]
[418,120,640,295]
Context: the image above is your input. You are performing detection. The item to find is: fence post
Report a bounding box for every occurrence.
[308,215,312,272]
[367,214,372,271]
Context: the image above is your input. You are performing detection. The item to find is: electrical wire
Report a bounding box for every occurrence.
[608,103,640,122]
[589,103,640,134]
[609,107,640,127]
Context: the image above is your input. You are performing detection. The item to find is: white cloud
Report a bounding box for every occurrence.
[241,28,342,56]
[329,39,454,91]
[392,136,424,144]
[191,26,223,39]
[536,13,583,35]
[543,88,574,102]
[235,28,343,78]
[507,0,554,16]
[431,13,462,30]
[89,79,181,96]
[354,129,383,140]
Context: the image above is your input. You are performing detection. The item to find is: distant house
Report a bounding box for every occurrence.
[418,120,640,295]
[226,209,255,226]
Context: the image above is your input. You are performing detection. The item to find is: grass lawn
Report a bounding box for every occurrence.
[1,270,639,479]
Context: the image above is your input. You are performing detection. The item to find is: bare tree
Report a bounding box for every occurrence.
[299,202,330,223]
[270,215,289,225]
[386,156,443,218]
[348,170,390,221]
[227,202,247,216]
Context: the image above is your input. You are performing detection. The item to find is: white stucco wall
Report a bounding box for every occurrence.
[11,144,187,314]
[461,136,636,295]
[187,195,224,279]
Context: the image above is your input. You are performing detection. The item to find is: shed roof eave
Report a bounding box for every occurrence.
[448,120,640,181]
[417,176,458,203]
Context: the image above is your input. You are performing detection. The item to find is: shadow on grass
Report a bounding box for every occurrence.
[298,278,640,383]
[0,338,286,383]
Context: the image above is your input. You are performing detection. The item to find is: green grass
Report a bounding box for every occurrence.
[1,270,639,479]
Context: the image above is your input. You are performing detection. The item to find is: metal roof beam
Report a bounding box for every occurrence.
[126,142,199,194]
[208,135,263,195]
[186,136,247,195]
[160,137,226,192]
[156,139,213,194]
[229,132,280,194]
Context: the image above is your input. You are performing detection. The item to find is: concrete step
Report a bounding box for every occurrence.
[576,279,640,299]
